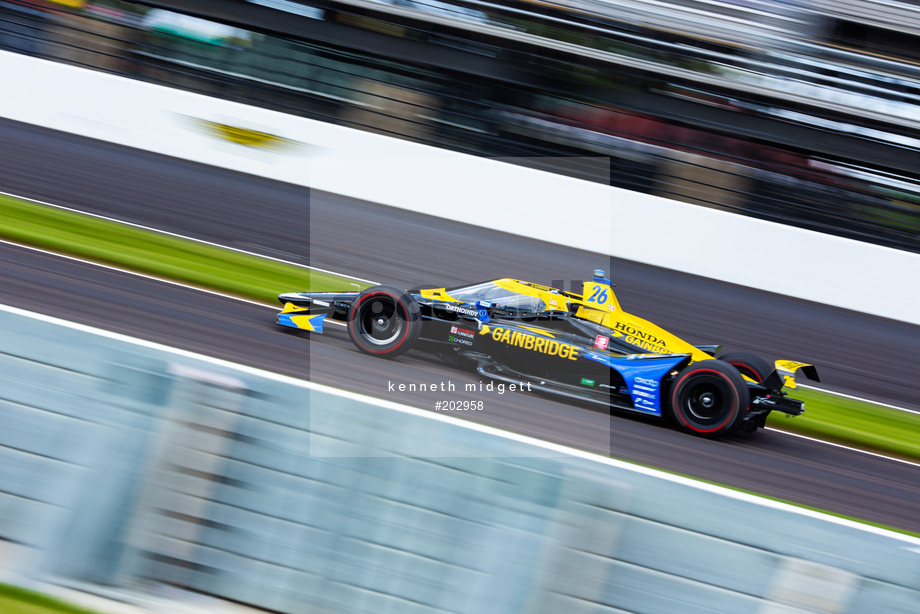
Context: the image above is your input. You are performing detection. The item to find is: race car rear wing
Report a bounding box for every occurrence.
[750,361,820,417]
[771,360,820,389]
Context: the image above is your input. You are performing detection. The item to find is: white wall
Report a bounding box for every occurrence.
[2,51,918,324]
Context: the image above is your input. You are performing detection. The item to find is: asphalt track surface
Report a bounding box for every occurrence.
[2,118,920,532]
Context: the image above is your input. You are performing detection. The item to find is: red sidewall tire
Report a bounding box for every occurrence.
[718,351,771,383]
[347,286,422,358]
[668,360,750,438]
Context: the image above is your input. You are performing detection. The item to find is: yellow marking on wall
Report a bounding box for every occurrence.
[190,118,297,150]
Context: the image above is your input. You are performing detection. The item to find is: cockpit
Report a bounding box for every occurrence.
[447,282,547,313]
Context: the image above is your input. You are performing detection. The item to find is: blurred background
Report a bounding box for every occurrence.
[2,1,920,613]
[1,0,918,251]
[2,308,917,614]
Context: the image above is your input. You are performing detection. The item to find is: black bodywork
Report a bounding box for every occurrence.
[276,277,817,438]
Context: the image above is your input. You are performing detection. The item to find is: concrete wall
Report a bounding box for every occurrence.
[1,305,918,613]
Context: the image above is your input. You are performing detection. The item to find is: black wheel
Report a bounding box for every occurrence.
[668,360,750,438]
[718,351,771,382]
[347,285,422,358]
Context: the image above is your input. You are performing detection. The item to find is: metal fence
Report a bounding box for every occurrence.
[0,0,917,252]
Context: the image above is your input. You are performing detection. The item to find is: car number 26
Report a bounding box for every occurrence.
[587,285,608,305]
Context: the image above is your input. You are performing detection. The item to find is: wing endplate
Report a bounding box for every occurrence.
[773,360,820,389]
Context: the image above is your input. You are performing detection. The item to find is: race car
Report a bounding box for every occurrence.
[276,269,818,437]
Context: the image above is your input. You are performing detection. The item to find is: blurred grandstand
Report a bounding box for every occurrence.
[1,0,918,251]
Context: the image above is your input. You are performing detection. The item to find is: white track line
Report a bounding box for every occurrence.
[2,299,919,543]
[800,383,920,415]
[767,427,920,468]
[0,238,349,327]
[1,239,916,466]
[1,238,271,308]
[0,189,378,284]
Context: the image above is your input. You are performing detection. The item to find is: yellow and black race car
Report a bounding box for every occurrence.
[276,269,818,438]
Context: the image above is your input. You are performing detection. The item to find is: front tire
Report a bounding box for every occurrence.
[668,360,750,438]
[347,285,422,358]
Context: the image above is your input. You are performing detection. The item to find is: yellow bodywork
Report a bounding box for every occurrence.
[282,302,308,314]
[434,278,712,362]
[774,360,813,389]
[575,278,711,361]
[432,277,813,386]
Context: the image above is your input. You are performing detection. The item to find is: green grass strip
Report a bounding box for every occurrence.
[2,194,918,462]
[0,583,103,614]
[0,194,368,303]
[767,387,920,461]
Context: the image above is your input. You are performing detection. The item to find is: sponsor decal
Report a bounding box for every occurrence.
[611,322,670,354]
[486,326,579,360]
[475,301,491,322]
[442,303,478,317]
[448,335,473,346]
[628,340,670,354]
[450,325,475,339]
[630,376,660,411]
[594,335,609,350]
[189,117,298,150]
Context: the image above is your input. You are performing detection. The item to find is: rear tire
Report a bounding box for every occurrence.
[717,352,772,434]
[718,351,771,382]
[347,285,421,358]
[668,360,750,438]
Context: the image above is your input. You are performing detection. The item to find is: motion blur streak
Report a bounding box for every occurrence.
[0,189,379,284]
[768,428,920,467]
[1,0,919,610]
[1,222,913,417]
[2,303,919,614]
[2,239,920,537]
[0,238,274,307]
[0,118,916,410]
[2,0,920,251]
